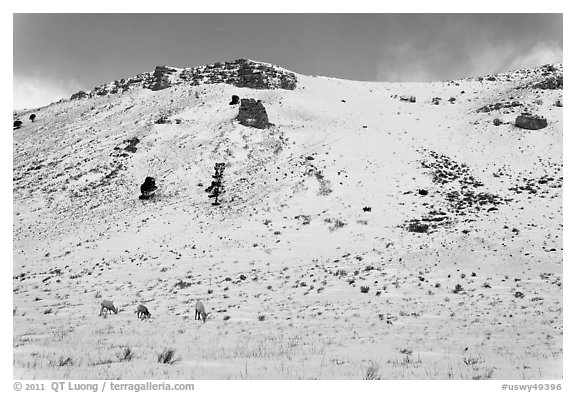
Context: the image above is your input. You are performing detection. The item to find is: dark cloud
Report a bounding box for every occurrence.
[375,14,563,81]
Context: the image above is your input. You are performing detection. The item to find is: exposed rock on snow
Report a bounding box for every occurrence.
[477,100,523,113]
[69,59,298,101]
[140,176,157,199]
[237,98,271,129]
[70,90,89,100]
[149,65,177,91]
[532,76,563,90]
[229,95,240,105]
[515,113,548,130]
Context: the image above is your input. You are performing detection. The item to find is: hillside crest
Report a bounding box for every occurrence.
[70,58,298,101]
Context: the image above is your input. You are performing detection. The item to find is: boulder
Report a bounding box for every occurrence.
[140,176,158,199]
[229,95,240,105]
[237,98,271,129]
[515,114,548,130]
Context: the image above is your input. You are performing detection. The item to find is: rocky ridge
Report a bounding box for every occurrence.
[70,59,298,100]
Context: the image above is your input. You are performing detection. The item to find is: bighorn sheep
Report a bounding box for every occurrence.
[195,301,207,323]
[99,300,118,318]
[136,304,151,319]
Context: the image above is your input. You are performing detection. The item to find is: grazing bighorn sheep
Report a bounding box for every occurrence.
[99,300,118,318]
[195,301,207,322]
[136,304,151,319]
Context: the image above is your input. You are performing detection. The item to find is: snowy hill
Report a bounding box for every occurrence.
[13,60,563,379]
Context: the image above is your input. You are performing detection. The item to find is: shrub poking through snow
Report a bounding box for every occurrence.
[118,347,134,362]
[157,348,179,364]
[407,220,429,233]
[364,361,381,380]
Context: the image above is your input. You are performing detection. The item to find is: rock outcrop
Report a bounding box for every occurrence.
[70,90,89,100]
[69,59,298,101]
[532,76,563,90]
[148,66,177,91]
[237,99,271,129]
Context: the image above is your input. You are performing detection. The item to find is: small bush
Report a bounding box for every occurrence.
[407,221,429,233]
[118,347,134,362]
[258,315,265,321]
[364,361,381,380]
[463,356,482,366]
[50,356,73,367]
[335,269,347,277]
[175,280,192,289]
[157,348,179,364]
[399,348,413,356]
[360,286,370,293]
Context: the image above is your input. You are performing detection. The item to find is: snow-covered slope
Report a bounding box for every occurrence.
[13,60,563,379]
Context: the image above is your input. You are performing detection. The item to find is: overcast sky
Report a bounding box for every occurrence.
[13,14,563,110]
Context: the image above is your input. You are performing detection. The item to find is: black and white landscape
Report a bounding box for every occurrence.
[13,15,563,380]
